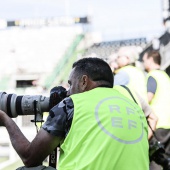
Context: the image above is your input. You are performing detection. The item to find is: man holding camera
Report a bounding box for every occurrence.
[0,57,149,170]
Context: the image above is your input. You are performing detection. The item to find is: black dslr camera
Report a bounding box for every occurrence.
[149,141,170,170]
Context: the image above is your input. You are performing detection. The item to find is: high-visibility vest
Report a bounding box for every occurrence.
[58,87,149,170]
[116,65,148,102]
[147,70,170,129]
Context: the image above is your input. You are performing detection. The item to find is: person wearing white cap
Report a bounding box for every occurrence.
[114,46,148,102]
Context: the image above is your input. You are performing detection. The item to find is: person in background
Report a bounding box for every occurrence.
[0,57,149,170]
[143,50,170,170]
[114,46,148,102]
[108,52,118,75]
[111,46,158,143]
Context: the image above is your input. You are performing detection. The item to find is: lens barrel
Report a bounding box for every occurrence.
[0,92,49,118]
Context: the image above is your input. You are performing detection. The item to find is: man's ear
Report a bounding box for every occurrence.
[80,75,88,91]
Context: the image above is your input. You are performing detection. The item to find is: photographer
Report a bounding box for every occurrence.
[0,57,149,170]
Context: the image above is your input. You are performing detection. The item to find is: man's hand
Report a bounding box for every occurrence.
[147,112,158,140]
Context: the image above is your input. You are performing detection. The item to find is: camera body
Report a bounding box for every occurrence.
[149,141,170,170]
[0,86,67,118]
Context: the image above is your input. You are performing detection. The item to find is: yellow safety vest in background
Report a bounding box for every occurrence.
[116,65,148,102]
[147,70,170,129]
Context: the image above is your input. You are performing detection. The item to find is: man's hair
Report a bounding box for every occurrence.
[146,50,161,65]
[72,57,113,88]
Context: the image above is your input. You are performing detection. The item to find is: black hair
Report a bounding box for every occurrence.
[72,57,113,88]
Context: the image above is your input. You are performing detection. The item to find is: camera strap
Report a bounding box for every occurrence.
[120,85,158,139]
[120,85,138,104]
[49,147,57,168]
[48,87,66,169]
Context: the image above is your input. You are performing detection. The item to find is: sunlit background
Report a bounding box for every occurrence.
[0,0,169,169]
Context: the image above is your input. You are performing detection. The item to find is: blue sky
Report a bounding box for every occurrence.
[0,0,165,41]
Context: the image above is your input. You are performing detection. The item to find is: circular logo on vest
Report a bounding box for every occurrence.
[95,96,145,144]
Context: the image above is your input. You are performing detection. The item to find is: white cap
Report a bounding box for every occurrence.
[117,46,139,64]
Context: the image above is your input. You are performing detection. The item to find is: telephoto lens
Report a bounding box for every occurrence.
[0,86,67,118]
[0,92,49,118]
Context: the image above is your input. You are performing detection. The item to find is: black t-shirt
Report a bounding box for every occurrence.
[42,97,74,137]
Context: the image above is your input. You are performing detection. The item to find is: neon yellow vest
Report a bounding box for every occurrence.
[58,88,149,170]
[147,70,170,129]
[116,65,148,102]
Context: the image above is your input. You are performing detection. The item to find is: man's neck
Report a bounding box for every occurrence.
[148,64,160,72]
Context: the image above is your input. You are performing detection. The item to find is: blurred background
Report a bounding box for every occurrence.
[0,0,170,169]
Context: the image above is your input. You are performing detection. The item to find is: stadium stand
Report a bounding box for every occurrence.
[0,25,83,92]
[44,34,84,89]
[83,37,147,60]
